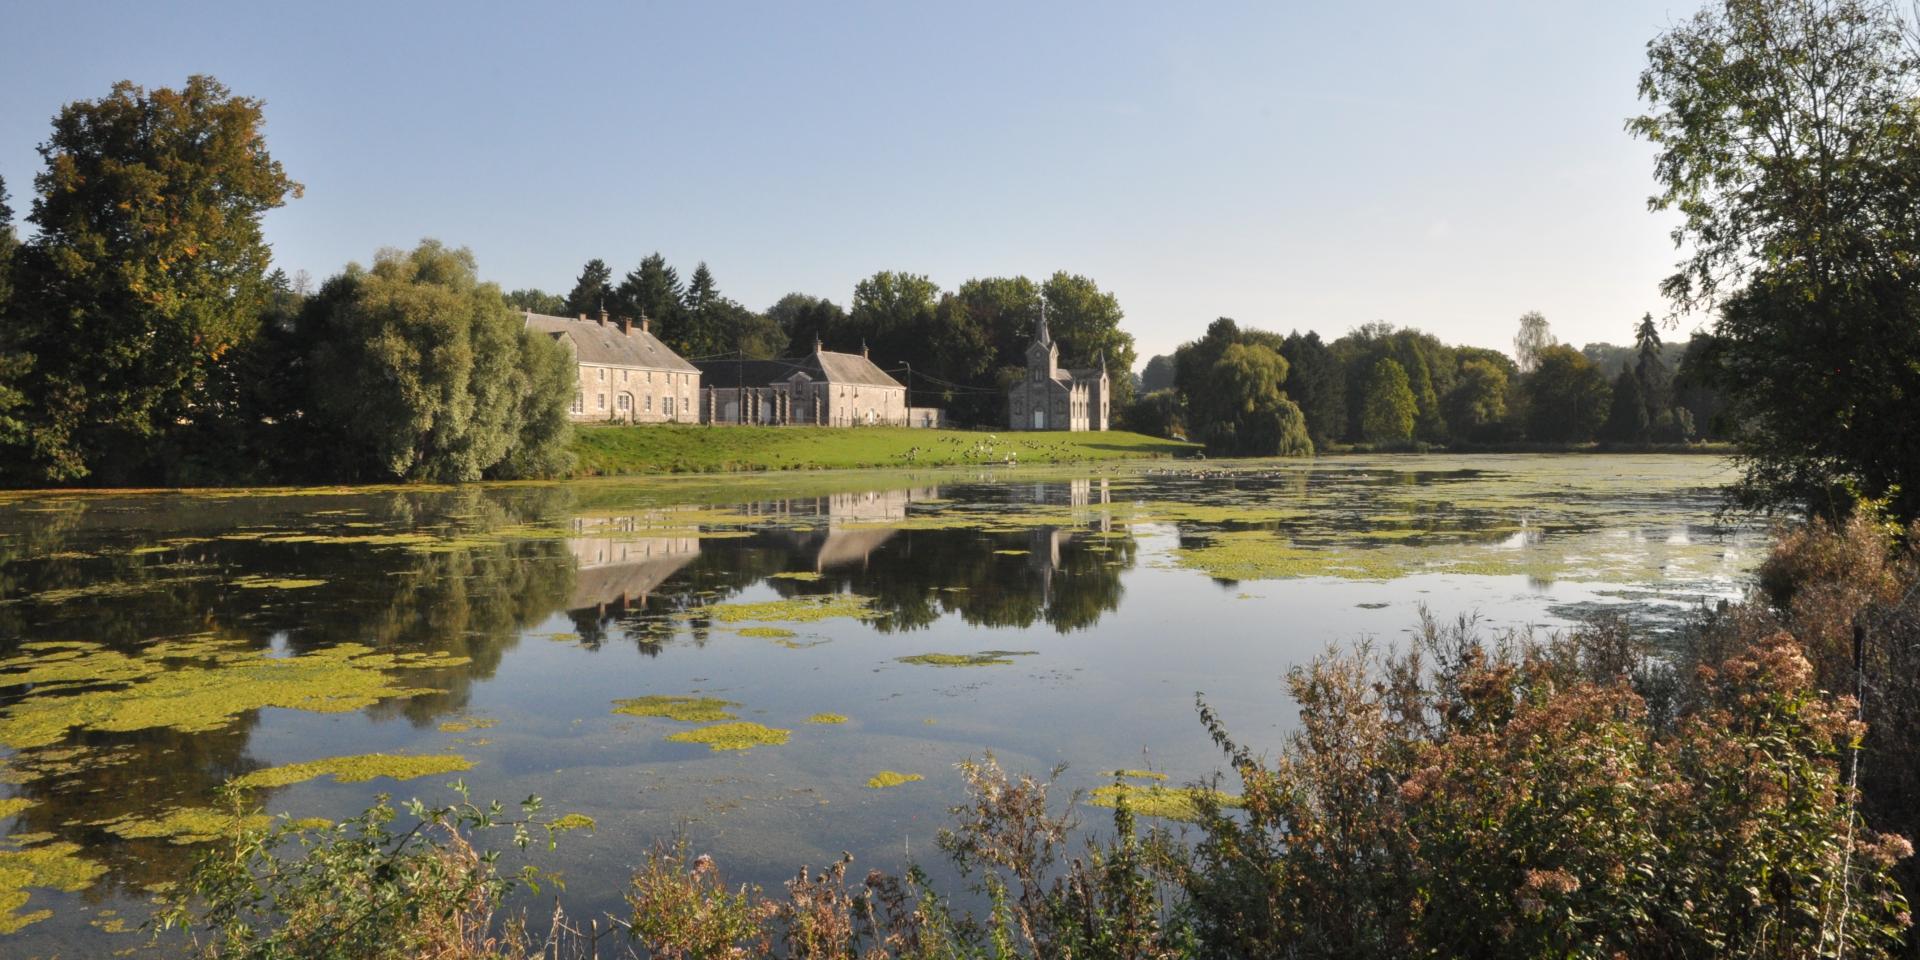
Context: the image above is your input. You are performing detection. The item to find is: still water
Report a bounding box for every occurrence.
[0,454,1761,953]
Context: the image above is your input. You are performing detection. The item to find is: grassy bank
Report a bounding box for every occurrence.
[569,425,1198,476]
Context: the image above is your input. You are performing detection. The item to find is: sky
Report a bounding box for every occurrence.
[0,1,1705,366]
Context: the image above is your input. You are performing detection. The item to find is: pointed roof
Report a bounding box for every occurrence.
[1034,301,1052,347]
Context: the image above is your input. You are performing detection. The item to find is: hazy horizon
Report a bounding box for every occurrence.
[0,1,1706,367]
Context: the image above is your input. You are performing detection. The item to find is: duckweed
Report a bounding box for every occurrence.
[665,721,791,752]
[895,650,1037,667]
[0,641,467,750]
[232,576,329,590]
[767,571,823,581]
[697,594,875,624]
[231,753,474,790]
[0,799,30,819]
[436,717,498,733]
[807,713,848,724]
[612,696,740,723]
[0,841,104,933]
[737,627,797,639]
[550,813,597,832]
[1110,769,1169,782]
[866,771,923,789]
[96,807,271,845]
[1088,784,1241,822]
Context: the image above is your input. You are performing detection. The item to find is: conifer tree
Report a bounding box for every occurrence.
[563,259,614,318]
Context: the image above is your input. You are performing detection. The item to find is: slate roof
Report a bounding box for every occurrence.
[523,312,700,373]
[695,349,904,390]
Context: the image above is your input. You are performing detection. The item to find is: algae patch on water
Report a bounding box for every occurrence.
[1088,784,1241,823]
[231,753,474,790]
[0,840,104,933]
[95,807,270,845]
[0,640,468,750]
[696,594,875,624]
[436,717,498,733]
[613,696,740,723]
[738,627,797,639]
[231,575,328,590]
[807,713,848,725]
[866,771,922,789]
[896,650,1037,667]
[665,721,790,752]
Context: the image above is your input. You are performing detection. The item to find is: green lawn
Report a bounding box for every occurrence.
[570,425,1197,476]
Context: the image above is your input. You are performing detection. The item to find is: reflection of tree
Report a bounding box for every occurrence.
[0,484,580,896]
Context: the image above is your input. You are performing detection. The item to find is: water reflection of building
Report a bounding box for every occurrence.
[563,530,700,617]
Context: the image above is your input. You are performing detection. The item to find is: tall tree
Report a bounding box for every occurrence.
[1602,370,1651,443]
[295,241,572,482]
[1139,354,1176,394]
[1279,331,1346,447]
[1,75,300,484]
[1193,342,1312,456]
[1523,345,1611,443]
[1513,311,1555,374]
[616,253,684,345]
[1444,355,1511,441]
[766,293,848,357]
[1632,313,1670,422]
[562,259,614,319]
[1361,358,1417,445]
[1633,0,1920,519]
[1041,272,1138,406]
[677,262,726,357]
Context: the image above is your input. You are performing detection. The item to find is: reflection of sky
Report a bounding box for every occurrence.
[0,457,1766,952]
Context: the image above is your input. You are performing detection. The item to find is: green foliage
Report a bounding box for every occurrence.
[502,288,564,314]
[1443,355,1509,441]
[1175,612,1912,959]
[1632,0,1920,521]
[1042,272,1137,407]
[562,258,613,319]
[1118,389,1187,440]
[297,240,572,481]
[1523,345,1611,443]
[0,75,300,485]
[615,253,684,346]
[1513,310,1554,374]
[1192,343,1313,457]
[156,786,578,960]
[766,291,847,357]
[1361,357,1417,445]
[1139,354,1175,394]
[1279,331,1346,447]
[1602,370,1650,443]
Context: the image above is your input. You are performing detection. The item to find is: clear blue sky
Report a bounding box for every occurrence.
[1,1,1702,366]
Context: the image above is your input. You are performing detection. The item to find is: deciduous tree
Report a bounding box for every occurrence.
[1361,357,1417,445]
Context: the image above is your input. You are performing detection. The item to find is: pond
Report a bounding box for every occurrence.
[0,454,1763,953]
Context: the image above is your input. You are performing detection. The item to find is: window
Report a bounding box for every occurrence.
[646,370,652,383]
[618,394,631,411]
[598,368,606,381]
[664,396,675,415]
[645,395,652,412]
[622,370,628,382]
[572,393,584,414]
[597,394,606,410]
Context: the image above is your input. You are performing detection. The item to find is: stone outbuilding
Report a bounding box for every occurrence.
[1007,306,1108,431]
[696,341,909,426]
[524,310,701,423]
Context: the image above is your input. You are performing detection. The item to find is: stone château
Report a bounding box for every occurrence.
[524,310,701,423]
[1007,305,1109,431]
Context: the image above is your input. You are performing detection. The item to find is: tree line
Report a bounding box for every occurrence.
[1126,309,1730,456]
[517,260,1139,424]
[0,76,1141,486]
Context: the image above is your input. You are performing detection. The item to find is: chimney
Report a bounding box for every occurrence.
[813,335,823,354]
[598,307,609,326]
[577,313,588,322]
[861,340,869,360]
[640,312,651,335]
[620,316,632,335]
